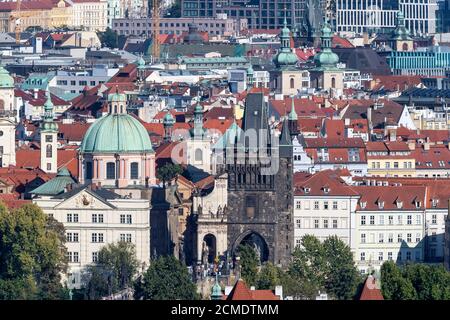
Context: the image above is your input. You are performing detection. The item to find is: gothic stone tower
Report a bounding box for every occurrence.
[226,93,293,268]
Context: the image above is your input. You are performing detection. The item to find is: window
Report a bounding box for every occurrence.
[378,233,384,243]
[290,78,295,89]
[46,145,52,158]
[67,214,73,222]
[379,215,384,225]
[361,233,366,244]
[398,252,402,261]
[92,214,97,223]
[295,201,301,209]
[314,219,319,229]
[378,252,383,261]
[70,252,79,263]
[98,214,103,223]
[92,252,98,263]
[73,214,78,222]
[92,233,98,243]
[120,234,132,243]
[323,219,328,228]
[397,215,402,225]
[66,233,73,242]
[98,233,104,243]
[361,216,366,225]
[388,215,393,225]
[333,219,338,229]
[388,233,393,243]
[407,215,412,225]
[106,162,115,179]
[370,216,375,225]
[407,233,412,243]
[130,162,139,179]
[415,251,420,261]
[416,233,421,243]
[86,161,93,180]
[398,234,403,243]
[324,201,329,210]
[47,163,52,171]
[120,214,126,224]
[295,239,301,247]
[406,251,411,261]
[127,214,132,224]
[195,149,203,162]
[385,162,390,169]
[432,214,437,224]
[314,201,319,210]
[388,252,393,261]
[332,201,338,210]
[296,219,301,228]
[394,162,399,168]
[360,252,365,261]
[416,214,421,225]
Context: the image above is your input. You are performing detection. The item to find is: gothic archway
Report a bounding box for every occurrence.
[202,234,216,264]
[233,231,269,264]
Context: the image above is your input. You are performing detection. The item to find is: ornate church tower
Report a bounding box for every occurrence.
[40,90,58,173]
[226,92,293,267]
[0,66,16,167]
[186,102,212,173]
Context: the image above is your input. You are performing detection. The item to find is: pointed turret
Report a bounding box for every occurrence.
[279,117,292,158]
[288,96,298,136]
[40,88,58,173]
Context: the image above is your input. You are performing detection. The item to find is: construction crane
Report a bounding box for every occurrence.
[9,0,37,44]
[151,0,160,62]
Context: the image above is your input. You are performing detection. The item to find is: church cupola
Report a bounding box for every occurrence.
[272,10,299,69]
[246,65,254,88]
[313,19,340,69]
[107,87,127,114]
[163,111,175,143]
[191,101,206,139]
[391,11,413,52]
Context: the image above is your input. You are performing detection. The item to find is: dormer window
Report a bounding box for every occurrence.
[396,201,403,209]
[378,201,385,209]
[415,201,422,208]
[432,199,439,208]
[304,187,311,194]
[323,187,330,194]
[360,201,367,209]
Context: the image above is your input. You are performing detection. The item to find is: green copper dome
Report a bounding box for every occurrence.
[211,282,222,300]
[136,56,146,68]
[80,114,153,154]
[391,11,412,41]
[273,15,298,69]
[108,91,127,102]
[0,66,14,88]
[313,20,340,69]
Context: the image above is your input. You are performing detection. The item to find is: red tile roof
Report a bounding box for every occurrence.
[359,276,384,300]
[15,149,79,178]
[58,122,91,142]
[225,279,279,301]
[270,97,333,118]
[294,170,359,196]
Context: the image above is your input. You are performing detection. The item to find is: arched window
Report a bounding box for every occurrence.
[120,105,123,113]
[0,100,4,111]
[46,145,52,158]
[331,77,336,88]
[130,162,139,179]
[402,43,408,51]
[85,161,93,180]
[114,105,117,113]
[195,148,203,162]
[106,162,115,179]
[290,78,295,89]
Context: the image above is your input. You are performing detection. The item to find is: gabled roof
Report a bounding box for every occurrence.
[31,167,76,196]
[294,170,359,197]
[225,279,279,300]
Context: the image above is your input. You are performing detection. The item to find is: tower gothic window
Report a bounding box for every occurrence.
[46,135,53,142]
[290,78,295,89]
[195,148,203,162]
[106,162,115,179]
[46,145,52,158]
[245,195,256,218]
[130,162,139,179]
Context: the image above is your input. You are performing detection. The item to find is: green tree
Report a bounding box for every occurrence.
[323,236,360,300]
[156,163,183,186]
[256,262,283,290]
[380,261,417,300]
[0,203,68,300]
[83,241,139,299]
[237,244,259,287]
[97,28,125,49]
[288,235,326,299]
[134,255,199,300]
[402,264,450,300]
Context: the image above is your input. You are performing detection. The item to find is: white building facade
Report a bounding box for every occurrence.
[33,186,150,289]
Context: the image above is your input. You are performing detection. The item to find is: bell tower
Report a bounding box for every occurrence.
[40,90,58,173]
[0,66,16,167]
